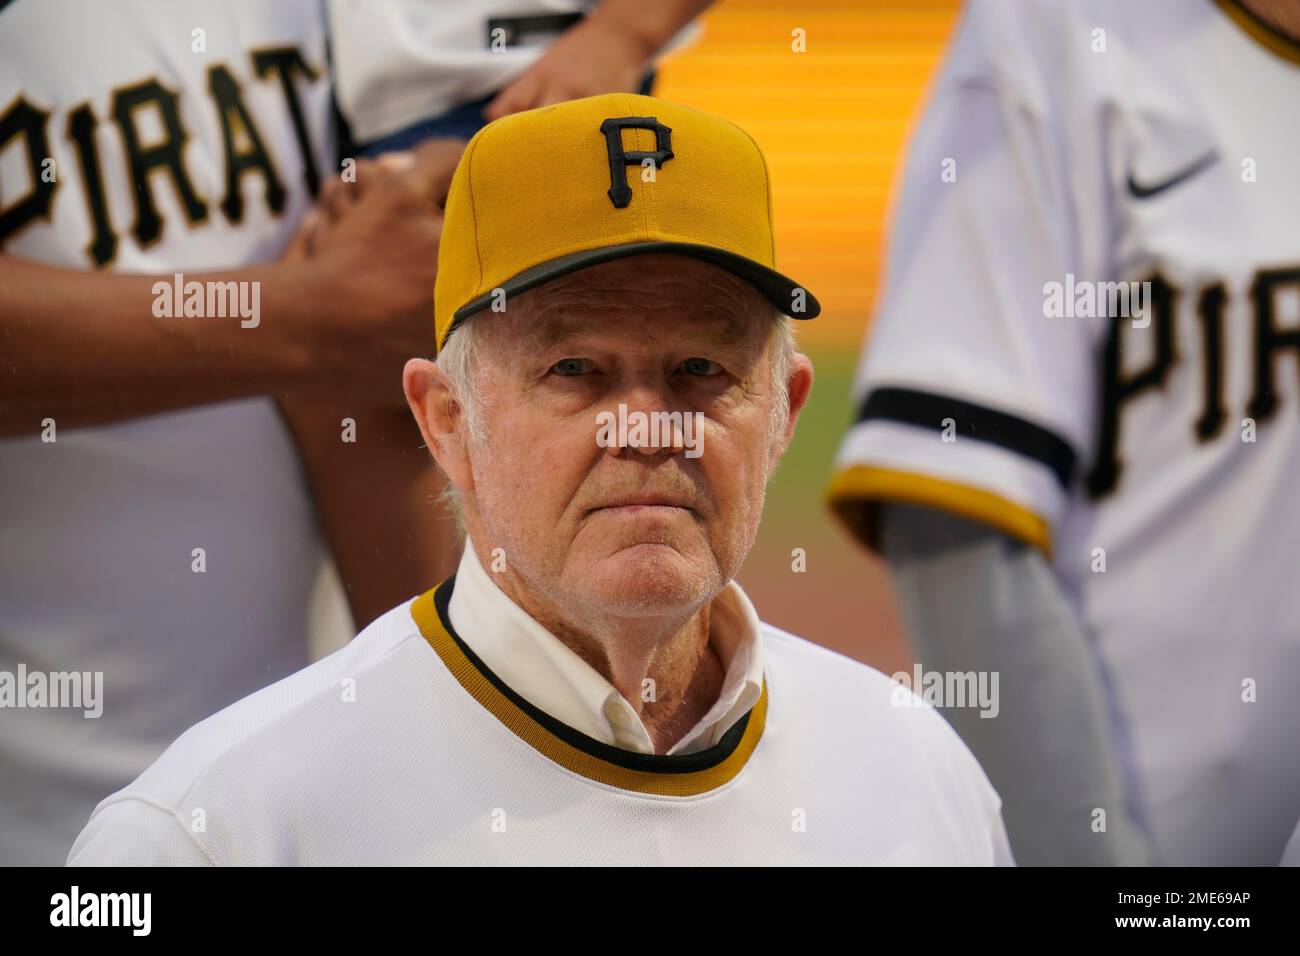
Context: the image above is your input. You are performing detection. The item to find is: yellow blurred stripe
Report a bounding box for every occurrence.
[656,0,960,346]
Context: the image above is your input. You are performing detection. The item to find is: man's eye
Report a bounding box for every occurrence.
[679,357,722,376]
[550,358,593,376]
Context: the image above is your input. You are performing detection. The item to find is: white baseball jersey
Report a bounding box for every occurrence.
[327,0,702,143]
[0,0,347,864]
[830,0,1300,864]
[68,576,1013,865]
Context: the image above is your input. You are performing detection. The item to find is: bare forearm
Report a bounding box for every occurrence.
[278,398,459,628]
[591,0,715,57]
[0,256,329,435]
[879,502,1153,866]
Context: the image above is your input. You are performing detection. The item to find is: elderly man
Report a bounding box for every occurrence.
[68,94,1011,866]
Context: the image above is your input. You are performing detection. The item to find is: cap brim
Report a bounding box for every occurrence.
[449,241,821,334]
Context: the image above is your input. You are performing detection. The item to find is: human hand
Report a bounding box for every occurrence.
[291,138,468,255]
[282,164,443,403]
[482,15,652,120]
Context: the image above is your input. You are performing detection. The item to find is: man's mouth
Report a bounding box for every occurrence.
[588,494,694,515]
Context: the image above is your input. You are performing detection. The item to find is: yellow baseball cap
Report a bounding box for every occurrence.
[434,92,820,351]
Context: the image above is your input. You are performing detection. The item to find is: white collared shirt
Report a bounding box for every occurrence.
[447,537,764,755]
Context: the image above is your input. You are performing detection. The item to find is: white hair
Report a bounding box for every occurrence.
[768,310,796,442]
[436,317,490,447]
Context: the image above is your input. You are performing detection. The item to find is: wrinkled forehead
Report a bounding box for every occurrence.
[521,307,764,354]
[481,253,772,351]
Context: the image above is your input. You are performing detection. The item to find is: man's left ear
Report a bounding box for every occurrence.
[774,352,814,461]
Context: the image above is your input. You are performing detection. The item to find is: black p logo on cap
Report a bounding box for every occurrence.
[598,116,674,209]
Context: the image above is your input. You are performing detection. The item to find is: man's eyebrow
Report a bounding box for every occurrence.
[713,311,760,350]
[527,315,605,351]
[670,310,766,355]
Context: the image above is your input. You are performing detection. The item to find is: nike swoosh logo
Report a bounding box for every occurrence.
[1126,149,1220,199]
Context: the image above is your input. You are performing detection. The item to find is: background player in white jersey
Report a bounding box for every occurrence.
[0,0,455,864]
[829,0,1300,865]
[68,94,1014,867]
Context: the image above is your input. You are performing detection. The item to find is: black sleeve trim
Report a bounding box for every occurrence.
[856,386,1076,490]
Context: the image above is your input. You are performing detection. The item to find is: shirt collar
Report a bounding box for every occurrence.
[447,537,764,755]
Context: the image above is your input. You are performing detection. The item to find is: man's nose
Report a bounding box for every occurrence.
[602,386,687,458]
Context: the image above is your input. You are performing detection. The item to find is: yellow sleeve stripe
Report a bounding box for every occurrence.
[826,464,1053,557]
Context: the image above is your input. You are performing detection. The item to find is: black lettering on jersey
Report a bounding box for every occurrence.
[0,96,58,247]
[1086,273,1176,498]
[1194,282,1226,441]
[209,64,286,223]
[65,103,117,267]
[1089,266,1300,498]
[1247,266,1300,422]
[111,77,208,246]
[252,46,321,197]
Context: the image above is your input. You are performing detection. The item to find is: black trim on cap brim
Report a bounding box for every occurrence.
[449,241,821,333]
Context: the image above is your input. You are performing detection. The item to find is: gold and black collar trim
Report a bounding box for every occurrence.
[409,576,768,796]
[1214,0,1300,66]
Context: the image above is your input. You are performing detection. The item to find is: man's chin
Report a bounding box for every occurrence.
[578,543,717,616]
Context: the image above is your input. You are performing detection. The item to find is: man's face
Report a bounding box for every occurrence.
[458,253,805,623]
